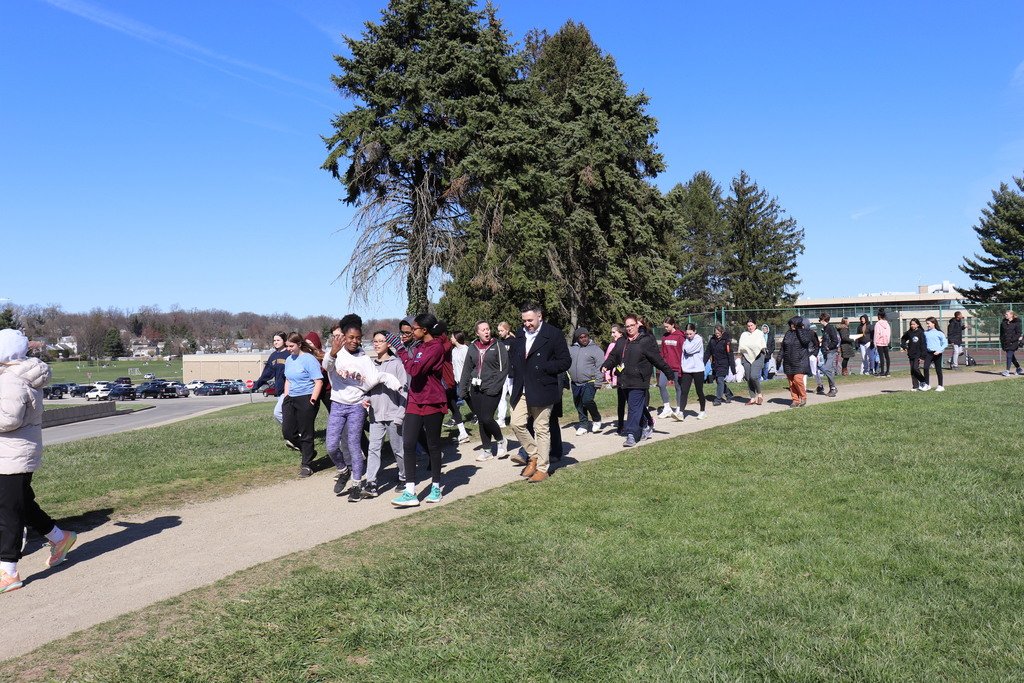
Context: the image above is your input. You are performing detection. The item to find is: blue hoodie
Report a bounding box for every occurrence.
[924,328,947,353]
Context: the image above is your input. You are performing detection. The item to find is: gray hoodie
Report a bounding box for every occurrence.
[367,354,407,424]
[569,330,605,384]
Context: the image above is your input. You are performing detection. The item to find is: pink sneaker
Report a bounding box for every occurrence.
[47,531,77,568]
[0,571,23,593]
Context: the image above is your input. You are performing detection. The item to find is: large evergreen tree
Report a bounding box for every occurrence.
[664,172,729,313]
[102,328,126,359]
[438,21,673,332]
[0,307,17,331]
[721,170,804,311]
[959,173,1024,302]
[322,0,519,314]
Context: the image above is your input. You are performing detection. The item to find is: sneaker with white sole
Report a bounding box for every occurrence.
[456,434,470,444]
[658,406,672,419]
[641,425,653,440]
[1001,370,1011,377]
[495,440,508,458]
[623,434,637,448]
[919,384,931,392]
[575,426,588,436]
[425,484,442,504]
[47,531,78,568]
[696,411,707,420]
[935,385,945,392]
[391,490,420,507]
[0,571,23,594]
[476,451,495,462]
[591,421,602,433]
[672,409,684,422]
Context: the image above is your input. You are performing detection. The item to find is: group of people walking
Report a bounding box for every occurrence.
[256,305,1024,507]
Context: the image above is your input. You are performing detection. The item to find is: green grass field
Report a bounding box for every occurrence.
[47,359,183,385]
[8,379,1022,681]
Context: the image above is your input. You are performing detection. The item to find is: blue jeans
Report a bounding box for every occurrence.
[624,388,648,441]
[571,382,601,429]
[657,371,683,407]
[1006,351,1021,371]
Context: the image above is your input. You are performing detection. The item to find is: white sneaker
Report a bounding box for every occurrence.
[696,411,707,420]
[1001,370,1011,377]
[575,426,588,436]
[919,384,931,392]
[672,408,684,422]
[457,434,470,443]
[495,440,507,458]
[591,421,602,433]
[658,406,672,419]
[475,451,495,462]
[935,385,945,392]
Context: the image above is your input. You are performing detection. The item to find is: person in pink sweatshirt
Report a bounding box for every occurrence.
[873,309,892,377]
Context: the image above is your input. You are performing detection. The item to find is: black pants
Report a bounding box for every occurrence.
[922,353,943,387]
[877,346,890,375]
[909,356,926,388]
[841,357,850,371]
[445,387,463,425]
[0,473,55,563]
[403,412,443,485]
[471,390,502,445]
[616,387,627,431]
[282,395,320,468]
[679,372,707,412]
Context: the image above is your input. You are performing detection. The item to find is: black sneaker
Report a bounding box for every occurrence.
[712,399,721,407]
[827,388,837,397]
[361,482,379,498]
[347,482,362,502]
[298,466,313,478]
[816,386,826,395]
[333,469,350,495]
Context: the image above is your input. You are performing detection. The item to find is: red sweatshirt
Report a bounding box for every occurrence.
[659,329,685,372]
[396,337,448,415]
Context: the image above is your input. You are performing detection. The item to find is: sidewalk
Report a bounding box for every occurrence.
[0,369,1008,660]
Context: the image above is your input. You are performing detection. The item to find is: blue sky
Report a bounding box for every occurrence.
[3,0,1023,318]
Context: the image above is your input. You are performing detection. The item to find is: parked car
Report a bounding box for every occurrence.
[262,385,278,397]
[85,386,112,401]
[71,384,94,397]
[136,382,167,399]
[44,385,66,399]
[114,376,133,386]
[195,383,227,396]
[158,385,183,399]
[108,385,137,401]
[185,380,205,391]
[165,382,190,397]
[144,373,156,379]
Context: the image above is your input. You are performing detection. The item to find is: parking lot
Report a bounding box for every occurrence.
[43,391,277,445]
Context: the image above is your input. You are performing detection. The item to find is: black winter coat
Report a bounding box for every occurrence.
[459,339,510,397]
[838,325,856,359]
[508,323,572,408]
[602,330,674,390]
[900,327,927,359]
[704,335,733,378]
[946,318,965,345]
[1000,317,1022,352]
[780,328,813,375]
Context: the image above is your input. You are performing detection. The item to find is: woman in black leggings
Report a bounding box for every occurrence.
[679,323,708,419]
[460,321,510,460]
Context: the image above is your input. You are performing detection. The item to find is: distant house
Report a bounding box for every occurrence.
[234,338,254,352]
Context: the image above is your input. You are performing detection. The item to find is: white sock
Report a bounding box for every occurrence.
[45,527,65,544]
[458,424,468,437]
[405,483,415,495]
[1,561,16,577]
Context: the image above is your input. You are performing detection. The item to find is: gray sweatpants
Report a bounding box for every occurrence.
[367,420,405,483]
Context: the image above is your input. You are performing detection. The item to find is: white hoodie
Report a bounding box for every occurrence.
[322,346,402,405]
[0,357,51,474]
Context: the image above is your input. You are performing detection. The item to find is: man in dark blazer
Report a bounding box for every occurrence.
[508,302,571,482]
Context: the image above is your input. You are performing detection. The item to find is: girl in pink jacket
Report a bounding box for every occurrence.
[872,309,892,377]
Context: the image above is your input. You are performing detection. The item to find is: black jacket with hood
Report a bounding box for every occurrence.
[459,337,510,397]
[704,334,733,378]
[602,328,674,390]
[900,326,928,359]
[1000,317,1022,352]
[780,317,813,375]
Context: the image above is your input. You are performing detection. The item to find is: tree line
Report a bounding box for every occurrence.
[322,2,806,334]
[0,304,397,360]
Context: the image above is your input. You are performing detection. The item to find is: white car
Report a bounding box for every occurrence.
[85,386,111,401]
[185,380,205,391]
[144,373,156,380]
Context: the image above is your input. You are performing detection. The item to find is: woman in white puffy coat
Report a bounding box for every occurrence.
[0,329,77,593]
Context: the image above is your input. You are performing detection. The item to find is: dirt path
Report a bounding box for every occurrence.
[0,370,1009,660]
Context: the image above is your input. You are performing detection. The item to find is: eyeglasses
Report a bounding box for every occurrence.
[624,323,638,329]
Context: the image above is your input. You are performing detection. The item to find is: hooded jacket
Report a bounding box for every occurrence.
[781,318,813,375]
[659,328,686,372]
[367,354,408,424]
[602,329,674,390]
[459,338,510,397]
[253,347,289,394]
[1000,316,1022,352]
[946,317,965,345]
[873,319,891,347]
[900,326,928,359]
[569,328,605,384]
[679,334,706,374]
[0,356,51,474]
[396,337,448,415]
[704,334,733,378]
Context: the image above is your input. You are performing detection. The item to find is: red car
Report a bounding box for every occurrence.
[262,385,278,397]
